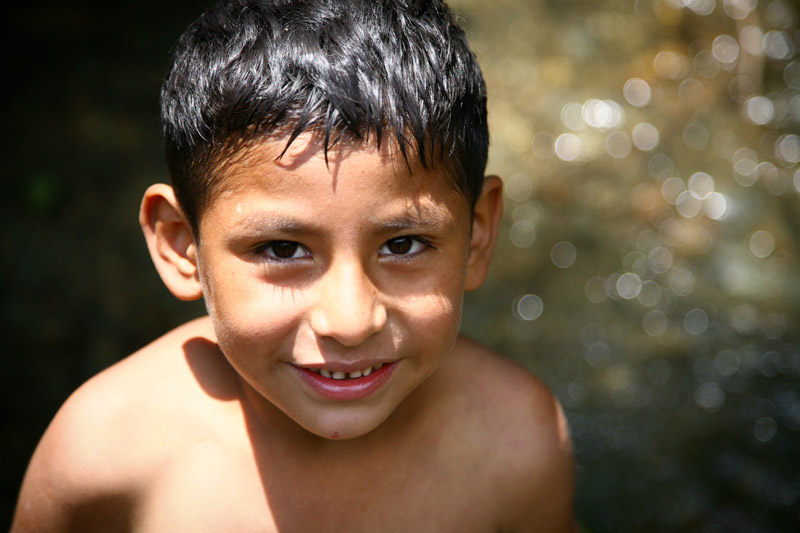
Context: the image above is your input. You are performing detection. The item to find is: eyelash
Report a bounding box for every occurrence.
[254,241,311,263]
[379,236,434,261]
[253,236,434,264]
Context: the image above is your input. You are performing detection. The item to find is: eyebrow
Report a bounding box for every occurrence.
[378,211,449,231]
[231,214,317,237]
[231,208,450,237]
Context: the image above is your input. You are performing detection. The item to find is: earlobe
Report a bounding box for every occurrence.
[139,184,204,301]
[465,175,503,291]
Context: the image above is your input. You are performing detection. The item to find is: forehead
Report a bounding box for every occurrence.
[213,135,465,204]
[201,134,471,231]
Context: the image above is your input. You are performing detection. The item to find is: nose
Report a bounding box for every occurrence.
[309,260,387,346]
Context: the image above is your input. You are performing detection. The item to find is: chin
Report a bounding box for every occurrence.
[298,405,396,441]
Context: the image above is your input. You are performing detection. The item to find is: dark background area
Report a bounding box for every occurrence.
[3,1,800,531]
[1,0,210,525]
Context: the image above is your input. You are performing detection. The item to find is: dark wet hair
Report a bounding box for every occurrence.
[161,0,488,236]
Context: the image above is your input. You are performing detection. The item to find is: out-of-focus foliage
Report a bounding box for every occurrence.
[2,0,798,531]
[454,0,800,530]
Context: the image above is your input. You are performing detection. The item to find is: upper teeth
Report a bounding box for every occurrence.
[315,363,384,380]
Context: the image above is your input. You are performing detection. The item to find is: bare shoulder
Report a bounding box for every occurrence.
[440,335,576,532]
[11,317,232,532]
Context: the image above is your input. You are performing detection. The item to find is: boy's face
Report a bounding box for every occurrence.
[193,136,481,440]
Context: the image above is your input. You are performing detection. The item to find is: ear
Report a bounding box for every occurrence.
[139,184,203,301]
[465,175,503,291]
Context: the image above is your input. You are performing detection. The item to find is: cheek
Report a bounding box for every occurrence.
[205,274,309,347]
[400,286,464,344]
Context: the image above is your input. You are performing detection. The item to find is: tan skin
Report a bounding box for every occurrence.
[12,137,575,532]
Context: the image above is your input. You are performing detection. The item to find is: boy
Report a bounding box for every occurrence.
[12,0,575,531]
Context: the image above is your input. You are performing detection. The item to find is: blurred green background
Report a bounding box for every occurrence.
[3,0,799,531]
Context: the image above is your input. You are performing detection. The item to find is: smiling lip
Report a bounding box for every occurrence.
[293,361,397,401]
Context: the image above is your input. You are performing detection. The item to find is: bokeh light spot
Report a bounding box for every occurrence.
[583,341,610,367]
[616,272,643,299]
[637,280,662,307]
[723,0,756,20]
[676,191,704,218]
[775,134,800,164]
[505,174,533,202]
[643,310,668,336]
[632,122,660,151]
[605,131,632,159]
[623,77,652,107]
[688,172,715,199]
[756,162,789,196]
[509,220,536,248]
[712,35,740,67]
[731,305,759,335]
[694,49,720,78]
[749,230,775,258]
[669,266,696,296]
[732,147,759,186]
[685,308,709,335]
[695,382,725,411]
[648,246,674,274]
[715,350,740,376]
[766,0,796,29]
[784,61,800,89]
[754,417,778,443]
[583,99,624,130]
[744,96,774,125]
[738,25,764,56]
[554,133,585,161]
[654,50,690,79]
[683,122,710,151]
[551,241,577,268]
[584,276,608,303]
[687,0,715,16]
[705,192,729,220]
[648,153,674,179]
[515,294,543,321]
[763,30,793,60]
[661,177,686,205]
[561,102,586,130]
[765,256,789,284]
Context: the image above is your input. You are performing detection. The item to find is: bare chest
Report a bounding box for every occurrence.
[135,439,498,533]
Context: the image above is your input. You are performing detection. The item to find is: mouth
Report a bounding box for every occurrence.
[306,363,384,380]
[293,361,397,401]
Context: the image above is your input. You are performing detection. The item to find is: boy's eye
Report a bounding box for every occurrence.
[259,240,310,260]
[380,236,427,256]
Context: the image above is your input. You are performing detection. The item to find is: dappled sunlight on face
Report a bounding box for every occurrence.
[194,137,472,441]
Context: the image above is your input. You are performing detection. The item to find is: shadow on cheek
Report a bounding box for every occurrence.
[183,337,240,401]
